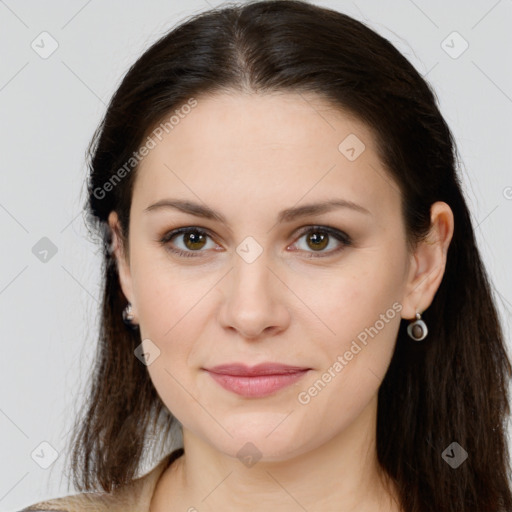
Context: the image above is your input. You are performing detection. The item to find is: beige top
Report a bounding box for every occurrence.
[20,448,184,512]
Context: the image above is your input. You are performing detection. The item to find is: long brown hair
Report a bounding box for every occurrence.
[66,1,512,510]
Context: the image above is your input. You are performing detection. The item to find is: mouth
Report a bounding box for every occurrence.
[203,363,311,398]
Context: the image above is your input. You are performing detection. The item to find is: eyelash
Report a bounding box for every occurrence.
[159,225,352,259]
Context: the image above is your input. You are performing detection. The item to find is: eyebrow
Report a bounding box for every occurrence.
[144,198,371,224]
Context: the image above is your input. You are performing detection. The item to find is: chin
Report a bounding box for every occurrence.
[200,411,316,463]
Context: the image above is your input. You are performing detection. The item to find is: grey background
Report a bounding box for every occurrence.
[1,0,511,509]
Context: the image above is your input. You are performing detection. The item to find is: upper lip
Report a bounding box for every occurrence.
[204,363,310,376]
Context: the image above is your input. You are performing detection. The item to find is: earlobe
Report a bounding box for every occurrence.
[401,201,454,320]
[107,211,134,305]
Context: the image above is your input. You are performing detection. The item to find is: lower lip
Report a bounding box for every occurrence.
[205,370,309,398]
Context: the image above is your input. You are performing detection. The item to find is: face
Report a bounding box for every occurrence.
[111,92,416,462]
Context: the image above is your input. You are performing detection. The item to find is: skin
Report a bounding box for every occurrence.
[108,91,454,511]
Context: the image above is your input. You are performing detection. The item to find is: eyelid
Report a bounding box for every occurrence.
[159,226,220,256]
[288,225,352,258]
[292,225,352,245]
[159,224,352,258]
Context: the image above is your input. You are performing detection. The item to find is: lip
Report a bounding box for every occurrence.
[203,363,311,398]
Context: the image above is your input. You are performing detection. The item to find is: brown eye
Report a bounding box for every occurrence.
[160,225,352,260]
[291,226,352,258]
[182,230,208,250]
[305,231,329,251]
[160,227,216,258]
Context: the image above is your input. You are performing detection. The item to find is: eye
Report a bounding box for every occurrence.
[289,225,352,258]
[159,225,352,259]
[159,227,218,258]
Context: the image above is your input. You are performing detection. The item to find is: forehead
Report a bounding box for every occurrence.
[132,92,400,223]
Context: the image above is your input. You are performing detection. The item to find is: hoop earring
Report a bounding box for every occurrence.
[407,312,428,341]
[122,302,138,329]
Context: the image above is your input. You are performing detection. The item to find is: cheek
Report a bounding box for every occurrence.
[131,261,221,406]
[130,248,210,335]
[302,249,405,342]
[298,247,406,389]
[291,274,402,441]
[134,268,215,423]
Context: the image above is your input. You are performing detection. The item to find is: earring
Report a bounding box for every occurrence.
[122,302,138,329]
[407,312,428,341]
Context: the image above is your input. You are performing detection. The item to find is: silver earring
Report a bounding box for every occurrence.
[407,312,428,341]
[122,302,138,328]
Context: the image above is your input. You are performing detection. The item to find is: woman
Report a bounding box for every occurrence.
[21,1,512,511]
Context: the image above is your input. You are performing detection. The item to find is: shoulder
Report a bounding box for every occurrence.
[19,492,123,512]
[19,448,184,512]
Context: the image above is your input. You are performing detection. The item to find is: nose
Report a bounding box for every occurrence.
[217,254,291,340]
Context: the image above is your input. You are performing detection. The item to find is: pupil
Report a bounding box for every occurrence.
[308,232,328,250]
[186,231,205,250]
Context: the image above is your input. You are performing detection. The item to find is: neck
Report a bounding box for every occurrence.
[151,395,399,511]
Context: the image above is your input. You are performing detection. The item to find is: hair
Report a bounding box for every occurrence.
[66,1,512,510]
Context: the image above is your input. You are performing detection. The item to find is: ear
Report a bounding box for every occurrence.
[108,211,135,307]
[401,201,454,320]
